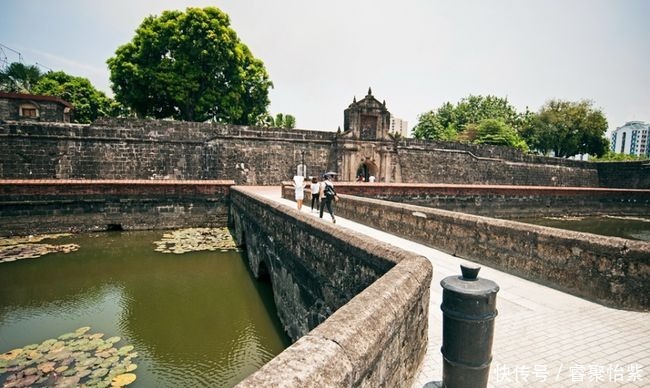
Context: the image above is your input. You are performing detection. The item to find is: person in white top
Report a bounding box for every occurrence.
[310,177,320,212]
[293,175,306,210]
[368,175,376,183]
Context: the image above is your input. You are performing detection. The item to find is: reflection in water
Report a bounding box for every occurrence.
[514,215,650,242]
[0,231,290,387]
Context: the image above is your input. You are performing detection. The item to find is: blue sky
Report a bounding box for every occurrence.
[1,0,649,135]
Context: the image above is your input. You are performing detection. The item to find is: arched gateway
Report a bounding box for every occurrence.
[338,88,402,182]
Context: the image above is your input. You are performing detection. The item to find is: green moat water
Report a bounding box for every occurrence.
[515,215,650,242]
[0,231,290,387]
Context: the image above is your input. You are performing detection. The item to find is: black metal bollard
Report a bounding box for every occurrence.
[440,264,499,388]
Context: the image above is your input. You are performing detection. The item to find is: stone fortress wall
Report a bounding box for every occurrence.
[2,118,649,188]
[0,180,233,236]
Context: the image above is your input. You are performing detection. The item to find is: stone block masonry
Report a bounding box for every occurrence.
[230,187,432,387]
[333,193,650,311]
[0,119,337,185]
[330,183,650,218]
[0,180,233,236]
[2,118,649,188]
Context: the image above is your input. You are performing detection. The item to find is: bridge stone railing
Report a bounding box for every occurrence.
[230,187,432,387]
[332,193,650,311]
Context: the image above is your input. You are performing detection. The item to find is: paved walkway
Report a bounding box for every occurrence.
[255,187,649,388]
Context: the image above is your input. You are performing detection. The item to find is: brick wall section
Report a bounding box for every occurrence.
[396,146,600,186]
[597,161,650,189]
[328,193,650,311]
[3,119,649,188]
[230,187,432,387]
[326,183,650,218]
[0,120,337,184]
[0,179,234,236]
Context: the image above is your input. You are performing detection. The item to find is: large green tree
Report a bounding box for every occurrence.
[521,100,609,157]
[413,95,522,141]
[107,7,273,124]
[0,62,42,93]
[32,71,113,124]
[474,119,528,151]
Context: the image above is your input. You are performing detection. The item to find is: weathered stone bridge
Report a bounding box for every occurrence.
[1,179,649,386]
[1,117,649,386]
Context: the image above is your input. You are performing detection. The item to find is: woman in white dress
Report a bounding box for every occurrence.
[293,175,306,210]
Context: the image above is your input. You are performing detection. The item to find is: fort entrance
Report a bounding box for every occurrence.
[338,88,400,182]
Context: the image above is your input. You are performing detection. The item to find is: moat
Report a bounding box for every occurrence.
[0,230,290,387]
[516,215,650,242]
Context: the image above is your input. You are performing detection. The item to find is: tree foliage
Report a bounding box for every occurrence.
[283,114,296,129]
[521,100,609,157]
[107,7,273,124]
[256,112,296,128]
[474,119,528,151]
[0,62,43,93]
[592,151,647,161]
[32,71,113,124]
[413,95,521,141]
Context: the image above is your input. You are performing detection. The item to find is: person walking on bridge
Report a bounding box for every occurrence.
[310,177,320,212]
[319,174,337,224]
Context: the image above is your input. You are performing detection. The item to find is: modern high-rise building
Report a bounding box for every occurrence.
[389,116,409,138]
[611,121,649,156]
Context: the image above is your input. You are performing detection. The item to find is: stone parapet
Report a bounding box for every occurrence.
[333,194,650,311]
[329,183,650,218]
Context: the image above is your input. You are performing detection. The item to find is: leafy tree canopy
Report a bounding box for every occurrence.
[521,99,609,158]
[32,71,113,124]
[256,112,296,129]
[0,62,43,93]
[413,95,521,141]
[474,119,528,151]
[107,7,273,124]
[592,151,648,161]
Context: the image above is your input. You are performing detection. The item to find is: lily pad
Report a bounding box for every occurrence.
[106,336,121,344]
[1,327,139,387]
[153,227,237,255]
[0,348,22,361]
[111,373,137,387]
[63,367,78,376]
[0,241,80,264]
[12,374,39,387]
[58,332,76,340]
[116,345,134,356]
[75,326,91,335]
[77,369,92,378]
[37,361,56,373]
[91,367,109,378]
[54,375,80,387]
